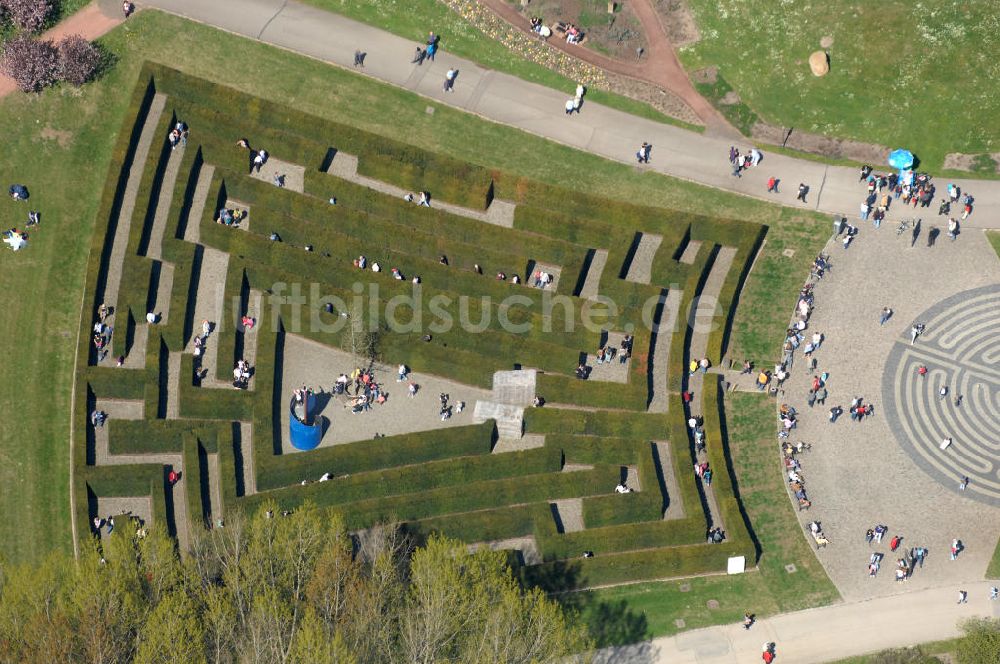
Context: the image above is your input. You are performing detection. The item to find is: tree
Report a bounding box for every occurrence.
[957,617,1000,664]
[1,0,53,33]
[136,592,207,664]
[0,508,593,662]
[56,34,101,86]
[1,34,58,92]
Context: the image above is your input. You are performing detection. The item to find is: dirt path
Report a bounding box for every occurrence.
[476,0,736,135]
[0,3,123,97]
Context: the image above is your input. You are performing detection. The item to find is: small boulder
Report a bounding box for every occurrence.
[809,51,829,76]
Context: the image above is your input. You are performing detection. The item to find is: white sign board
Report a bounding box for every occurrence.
[727,556,746,575]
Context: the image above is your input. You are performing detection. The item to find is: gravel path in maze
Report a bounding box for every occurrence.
[654,441,686,520]
[326,151,516,228]
[144,145,186,260]
[91,398,191,553]
[100,93,166,362]
[187,247,230,387]
[279,334,492,453]
[779,228,1000,601]
[553,498,585,533]
[679,240,702,264]
[647,289,683,414]
[624,232,663,284]
[578,249,608,300]
[183,164,215,244]
[683,246,737,532]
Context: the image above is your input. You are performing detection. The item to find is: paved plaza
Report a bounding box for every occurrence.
[882,284,1000,507]
[777,225,1000,602]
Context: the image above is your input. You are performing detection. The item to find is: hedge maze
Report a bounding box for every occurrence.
[72,63,766,589]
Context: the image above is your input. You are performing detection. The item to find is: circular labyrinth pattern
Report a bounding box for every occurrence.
[882,284,1000,506]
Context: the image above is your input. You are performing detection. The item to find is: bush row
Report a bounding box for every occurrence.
[107,419,224,455]
[334,464,618,531]
[202,233,587,378]
[699,376,755,559]
[407,504,542,544]
[524,408,668,439]
[245,444,560,513]
[522,541,741,590]
[666,241,715,393]
[182,434,207,530]
[151,64,494,209]
[254,422,495,492]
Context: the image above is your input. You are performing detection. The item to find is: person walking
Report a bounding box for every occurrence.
[443,68,457,92]
[957,590,968,604]
[950,539,961,560]
[353,50,366,67]
[767,177,779,193]
[636,142,651,164]
[948,217,959,241]
[910,323,925,344]
[959,476,969,491]
[796,183,808,202]
[879,307,893,326]
[990,587,999,600]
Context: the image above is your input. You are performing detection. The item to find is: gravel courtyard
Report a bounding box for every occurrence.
[777,222,1000,602]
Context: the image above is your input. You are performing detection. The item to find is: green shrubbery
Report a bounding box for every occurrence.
[73,63,764,590]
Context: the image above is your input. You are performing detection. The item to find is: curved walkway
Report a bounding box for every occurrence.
[137,0,1000,229]
[596,580,1000,664]
[476,0,734,134]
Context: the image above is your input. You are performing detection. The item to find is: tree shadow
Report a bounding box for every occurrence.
[520,559,651,650]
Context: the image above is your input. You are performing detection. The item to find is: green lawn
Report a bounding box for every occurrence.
[727,208,829,364]
[680,1,1000,172]
[578,391,839,640]
[299,0,700,130]
[987,231,1000,261]
[577,572,778,643]
[0,8,821,576]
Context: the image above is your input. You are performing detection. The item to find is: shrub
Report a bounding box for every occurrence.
[57,35,101,86]
[2,0,52,33]
[1,34,58,92]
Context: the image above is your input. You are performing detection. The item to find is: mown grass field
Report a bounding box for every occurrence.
[680,0,1000,172]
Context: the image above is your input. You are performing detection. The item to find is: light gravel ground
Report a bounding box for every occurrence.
[279,333,491,453]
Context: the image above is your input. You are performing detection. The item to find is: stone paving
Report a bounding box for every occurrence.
[646,289,682,414]
[880,284,1000,507]
[250,157,305,193]
[578,249,608,300]
[624,232,663,284]
[553,498,585,533]
[653,441,685,520]
[779,226,1000,602]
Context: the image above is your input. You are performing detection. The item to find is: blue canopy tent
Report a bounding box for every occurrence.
[888,149,914,178]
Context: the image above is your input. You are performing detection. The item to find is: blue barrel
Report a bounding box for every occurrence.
[289,393,322,451]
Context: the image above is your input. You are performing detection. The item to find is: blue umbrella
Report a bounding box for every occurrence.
[888,149,914,171]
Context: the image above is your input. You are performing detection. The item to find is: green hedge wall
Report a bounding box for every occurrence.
[254,422,495,492]
[152,64,494,209]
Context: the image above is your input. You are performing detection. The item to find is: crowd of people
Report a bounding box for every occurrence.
[856,164,974,240]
